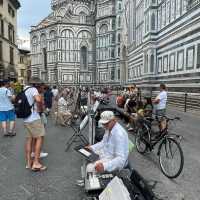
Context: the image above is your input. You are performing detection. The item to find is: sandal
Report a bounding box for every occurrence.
[26,160,33,169]
[32,165,47,172]
[26,165,31,169]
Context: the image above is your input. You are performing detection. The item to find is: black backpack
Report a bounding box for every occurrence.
[14,87,33,118]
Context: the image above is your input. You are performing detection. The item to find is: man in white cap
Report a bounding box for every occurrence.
[86,111,129,173]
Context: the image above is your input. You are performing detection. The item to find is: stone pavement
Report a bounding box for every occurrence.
[0,117,86,200]
[128,107,200,200]
[0,106,199,200]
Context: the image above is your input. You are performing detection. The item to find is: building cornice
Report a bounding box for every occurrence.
[9,0,21,9]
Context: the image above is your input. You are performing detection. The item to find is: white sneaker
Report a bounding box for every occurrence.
[31,152,48,158]
[40,152,48,158]
[75,179,84,187]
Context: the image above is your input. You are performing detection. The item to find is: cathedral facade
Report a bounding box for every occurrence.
[30,0,126,86]
[127,0,200,91]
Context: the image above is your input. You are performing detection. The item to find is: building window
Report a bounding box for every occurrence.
[112,33,115,43]
[20,56,24,64]
[8,24,14,43]
[0,0,3,6]
[118,47,120,56]
[8,4,15,18]
[111,68,115,80]
[186,46,195,69]
[118,16,121,27]
[40,33,46,49]
[79,12,86,23]
[80,46,87,70]
[158,57,162,73]
[43,48,47,70]
[197,44,200,68]
[163,55,168,73]
[151,13,156,30]
[112,19,115,30]
[0,15,4,36]
[118,3,121,10]
[99,24,108,34]
[20,69,25,77]
[144,54,148,73]
[177,50,184,71]
[150,54,154,72]
[118,34,121,42]
[118,69,120,80]
[0,41,2,61]
[111,49,115,58]
[169,53,175,72]
[10,46,14,64]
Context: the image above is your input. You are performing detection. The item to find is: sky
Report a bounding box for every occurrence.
[17,0,51,50]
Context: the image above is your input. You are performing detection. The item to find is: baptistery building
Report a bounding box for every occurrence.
[30,0,126,86]
[127,0,200,91]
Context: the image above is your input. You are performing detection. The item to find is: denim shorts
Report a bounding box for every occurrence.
[155,109,166,121]
[0,110,16,122]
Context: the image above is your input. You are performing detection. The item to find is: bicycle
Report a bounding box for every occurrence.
[135,115,184,179]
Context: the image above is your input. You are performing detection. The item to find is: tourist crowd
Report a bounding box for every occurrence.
[0,77,167,173]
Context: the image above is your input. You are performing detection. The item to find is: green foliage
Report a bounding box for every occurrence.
[13,82,23,94]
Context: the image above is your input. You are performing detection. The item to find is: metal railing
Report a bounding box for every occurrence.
[152,91,200,113]
[113,89,200,113]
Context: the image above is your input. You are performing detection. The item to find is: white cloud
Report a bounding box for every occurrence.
[17,30,30,50]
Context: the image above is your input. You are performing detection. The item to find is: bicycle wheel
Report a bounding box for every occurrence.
[159,137,184,178]
[135,125,149,154]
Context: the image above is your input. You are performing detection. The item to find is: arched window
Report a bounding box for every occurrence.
[77,30,92,62]
[118,34,121,43]
[99,24,108,34]
[49,31,56,63]
[118,3,121,10]
[79,11,86,23]
[61,29,74,62]
[80,46,87,70]
[32,36,38,53]
[49,30,56,51]
[40,34,46,49]
[32,36,38,44]
[151,13,156,30]
[150,54,154,72]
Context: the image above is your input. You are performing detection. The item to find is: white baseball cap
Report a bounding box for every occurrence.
[99,111,115,124]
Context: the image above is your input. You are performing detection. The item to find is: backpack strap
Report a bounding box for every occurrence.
[23,86,33,93]
[23,87,34,108]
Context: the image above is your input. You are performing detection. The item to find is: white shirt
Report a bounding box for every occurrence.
[52,88,58,97]
[0,87,14,111]
[24,86,40,123]
[91,122,129,172]
[155,90,167,110]
[58,97,68,113]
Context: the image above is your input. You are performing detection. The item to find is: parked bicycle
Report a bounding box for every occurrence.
[135,115,184,179]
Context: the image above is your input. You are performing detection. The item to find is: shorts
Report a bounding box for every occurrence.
[155,109,166,121]
[24,119,45,138]
[0,110,16,122]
